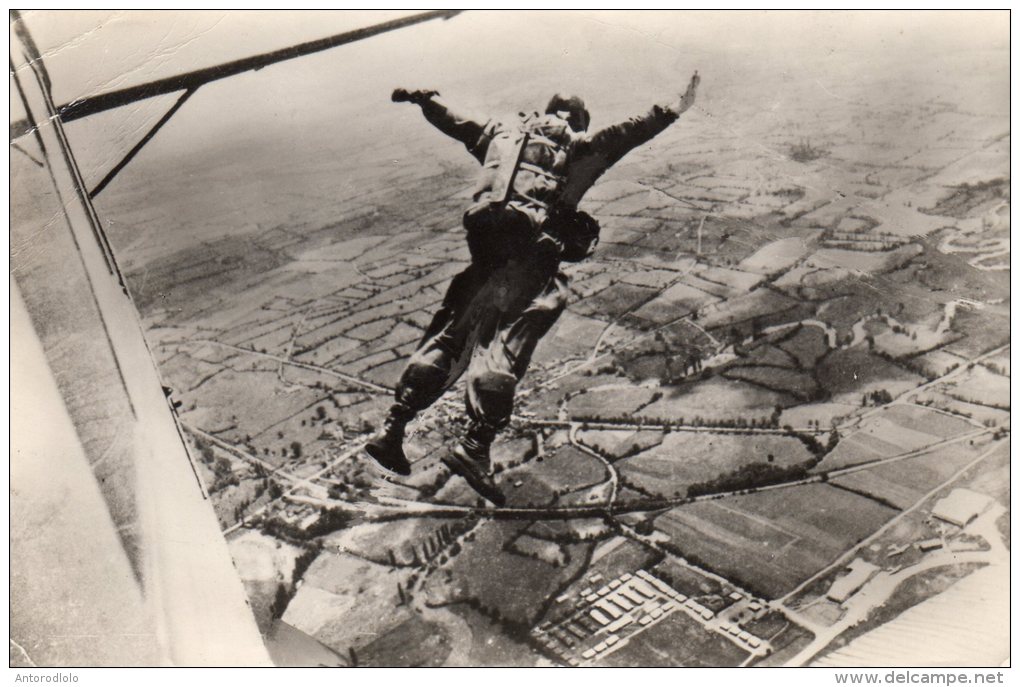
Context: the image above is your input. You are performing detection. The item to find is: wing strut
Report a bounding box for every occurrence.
[11,10,463,195]
[10,10,460,138]
[89,88,196,199]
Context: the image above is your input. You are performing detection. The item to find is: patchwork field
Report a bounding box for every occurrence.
[615,432,814,497]
[576,429,665,459]
[500,444,608,507]
[829,438,993,508]
[598,611,748,667]
[639,378,797,424]
[425,520,590,627]
[937,363,1010,409]
[283,552,416,656]
[655,484,899,598]
[819,405,976,470]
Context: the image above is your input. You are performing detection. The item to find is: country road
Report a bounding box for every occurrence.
[285,427,996,524]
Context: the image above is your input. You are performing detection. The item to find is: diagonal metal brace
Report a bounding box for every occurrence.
[89,87,197,199]
[10,10,462,139]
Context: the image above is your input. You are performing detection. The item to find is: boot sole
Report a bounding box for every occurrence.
[441,450,506,507]
[363,444,412,476]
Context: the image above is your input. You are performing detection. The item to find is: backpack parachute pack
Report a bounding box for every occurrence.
[464,112,598,265]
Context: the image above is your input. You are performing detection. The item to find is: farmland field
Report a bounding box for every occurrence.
[357,614,451,667]
[567,385,660,419]
[734,340,800,369]
[651,557,725,597]
[632,281,719,324]
[694,265,763,293]
[829,439,992,507]
[722,365,817,399]
[640,377,797,424]
[778,326,831,368]
[828,470,921,510]
[655,484,898,598]
[738,238,811,275]
[501,444,608,506]
[427,521,590,626]
[598,610,748,666]
[818,406,976,470]
[815,349,925,402]
[881,405,976,439]
[576,429,665,458]
[617,432,814,497]
[699,289,802,331]
[450,604,545,666]
[572,282,659,321]
[283,552,414,655]
[939,364,1010,409]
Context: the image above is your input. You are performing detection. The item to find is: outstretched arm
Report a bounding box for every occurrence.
[392,88,492,162]
[579,72,700,168]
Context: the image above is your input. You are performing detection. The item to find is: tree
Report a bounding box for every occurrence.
[270,583,289,619]
[290,441,303,458]
[827,428,840,452]
[214,456,232,477]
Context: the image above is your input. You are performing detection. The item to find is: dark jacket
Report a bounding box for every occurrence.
[420,96,680,212]
[417,95,681,263]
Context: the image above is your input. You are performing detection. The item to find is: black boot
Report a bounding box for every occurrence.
[364,404,414,476]
[442,424,506,506]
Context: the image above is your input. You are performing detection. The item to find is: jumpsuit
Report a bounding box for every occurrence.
[391,95,685,435]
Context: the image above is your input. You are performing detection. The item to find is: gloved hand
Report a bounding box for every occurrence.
[392,88,439,105]
[675,71,700,115]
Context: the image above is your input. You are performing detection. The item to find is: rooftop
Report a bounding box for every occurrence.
[932,488,994,527]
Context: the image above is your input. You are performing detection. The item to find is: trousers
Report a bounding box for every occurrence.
[393,257,568,431]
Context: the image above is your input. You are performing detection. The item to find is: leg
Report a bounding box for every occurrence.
[465,270,568,430]
[365,265,485,474]
[445,269,568,504]
[401,263,488,408]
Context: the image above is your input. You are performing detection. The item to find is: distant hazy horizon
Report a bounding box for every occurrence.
[21,11,1008,184]
[16,10,1008,270]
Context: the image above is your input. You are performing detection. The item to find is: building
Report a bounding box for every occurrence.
[632,580,656,598]
[609,594,633,611]
[607,616,633,633]
[596,600,623,620]
[619,587,643,605]
[827,558,881,603]
[932,488,994,528]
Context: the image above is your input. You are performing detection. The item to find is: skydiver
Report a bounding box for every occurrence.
[364,72,701,505]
